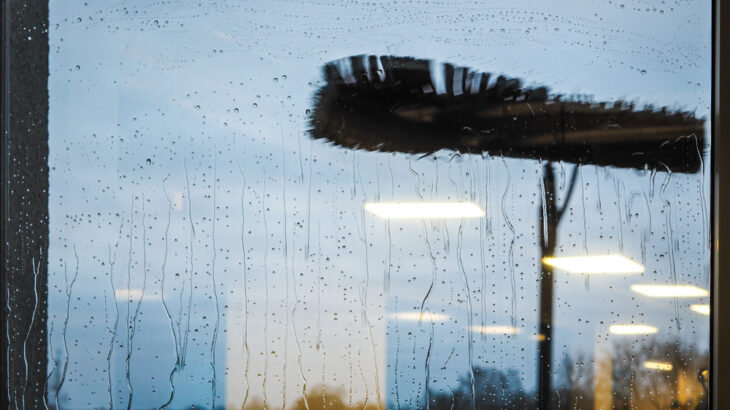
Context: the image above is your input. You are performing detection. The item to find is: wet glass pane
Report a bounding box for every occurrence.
[39,0,711,408]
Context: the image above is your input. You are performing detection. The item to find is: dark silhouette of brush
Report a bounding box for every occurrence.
[310,55,704,173]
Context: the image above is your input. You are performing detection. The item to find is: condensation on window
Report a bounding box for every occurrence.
[44,1,711,409]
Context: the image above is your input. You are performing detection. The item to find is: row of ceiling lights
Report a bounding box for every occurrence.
[374,200,708,372]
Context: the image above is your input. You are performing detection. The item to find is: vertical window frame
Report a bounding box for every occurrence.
[712,0,730,408]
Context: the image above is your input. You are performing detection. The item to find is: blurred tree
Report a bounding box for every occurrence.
[611,337,708,410]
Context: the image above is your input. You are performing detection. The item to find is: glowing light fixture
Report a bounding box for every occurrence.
[643,361,673,371]
[390,312,450,322]
[630,284,709,298]
[114,289,160,301]
[115,289,144,300]
[470,325,521,335]
[609,324,658,335]
[542,255,644,274]
[690,304,710,316]
[364,202,485,219]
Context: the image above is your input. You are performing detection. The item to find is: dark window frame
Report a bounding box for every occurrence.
[711,0,730,408]
[1,1,49,409]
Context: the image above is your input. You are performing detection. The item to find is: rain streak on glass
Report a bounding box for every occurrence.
[44,0,710,409]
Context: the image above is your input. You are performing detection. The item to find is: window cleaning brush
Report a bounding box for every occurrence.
[309,55,705,174]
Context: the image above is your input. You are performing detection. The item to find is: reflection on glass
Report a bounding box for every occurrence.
[364,202,484,219]
[609,324,659,335]
[643,360,673,371]
[542,255,645,274]
[691,304,711,315]
[470,325,521,335]
[630,284,709,297]
[114,289,145,300]
[390,312,450,321]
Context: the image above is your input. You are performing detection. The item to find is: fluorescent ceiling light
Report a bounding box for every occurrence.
[115,289,144,300]
[390,312,450,322]
[470,325,520,335]
[630,284,709,298]
[114,289,160,301]
[542,255,644,274]
[609,324,658,335]
[364,202,485,219]
[172,192,184,210]
[643,361,673,371]
[690,304,710,316]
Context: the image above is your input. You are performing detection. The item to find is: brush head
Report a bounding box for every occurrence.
[309,55,705,173]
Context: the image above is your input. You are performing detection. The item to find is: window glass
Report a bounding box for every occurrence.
[46,1,711,408]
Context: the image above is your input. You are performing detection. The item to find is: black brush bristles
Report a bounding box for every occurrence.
[309,55,705,174]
